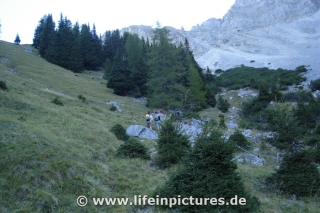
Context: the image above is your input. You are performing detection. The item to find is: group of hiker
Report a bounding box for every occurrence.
[145,108,182,130]
[145,109,163,130]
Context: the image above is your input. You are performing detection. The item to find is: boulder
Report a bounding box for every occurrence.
[126,125,158,140]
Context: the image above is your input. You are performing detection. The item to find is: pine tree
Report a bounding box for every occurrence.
[14,34,21,45]
[154,129,260,212]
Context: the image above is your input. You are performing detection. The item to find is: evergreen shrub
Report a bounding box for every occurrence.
[78,95,86,102]
[228,129,251,150]
[266,151,320,197]
[156,119,190,168]
[52,97,63,106]
[310,78,320,91]
[116,138,150,160]
[109,105,117,111]
[110,124,129,141]
[0,80,8,91]
[154,129,260,212]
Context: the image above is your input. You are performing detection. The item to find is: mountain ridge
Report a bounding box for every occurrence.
[120,0,320,83]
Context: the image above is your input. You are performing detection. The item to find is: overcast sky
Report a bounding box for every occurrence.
[0,0,235,44]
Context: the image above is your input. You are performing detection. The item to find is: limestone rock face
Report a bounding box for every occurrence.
[120,0,320,83]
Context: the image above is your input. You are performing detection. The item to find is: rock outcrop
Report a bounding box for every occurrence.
[126,125,158,140]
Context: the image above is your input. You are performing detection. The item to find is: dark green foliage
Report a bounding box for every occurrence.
[116,138,150,160]
[217,95,230,113]
[310,78,320,91]
[215,69,223,74]
[295,65,307,73]
[266,107,304,151]
[228,130,251,150]
[266,151,320,197]
[156,119,190,168]
[218,114,227,129]
[308,147,320,163]
[14,34,21,45]
[0,80,8,91]
[294,98,320,129]
[216,66,305,90]
[283,90,313,103]
[154,129,260,212]
[51,97,63,106]
[110,124,129,141]
[77,95,86,102]
[109,105,117,111]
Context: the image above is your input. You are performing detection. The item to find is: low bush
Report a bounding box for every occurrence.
[109,105,117,111]
[282,90,313,103]
[116,138,150,160]
[110,124,129,141]
[78,95,86,102]
[52,97,63,106]
[228,130,251,150]
[0,80,8,91]
[295,65,307,73]
[310,78,320,91]
[216,66,305,90]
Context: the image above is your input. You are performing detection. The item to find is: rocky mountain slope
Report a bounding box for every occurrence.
[120,0,320,83]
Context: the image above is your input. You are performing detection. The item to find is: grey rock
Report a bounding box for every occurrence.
[106,101,122,112]
[126,125,158,140]
[179,118,203,142]
[237,153,266,166]
[242,129,252,137]
[226,121,238,129]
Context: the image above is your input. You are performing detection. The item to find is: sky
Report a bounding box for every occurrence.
[0,0,235,44]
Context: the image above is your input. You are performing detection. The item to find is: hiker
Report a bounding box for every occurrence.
[154,111,161,130]
[176,108,182,116]
[145,114,152,129]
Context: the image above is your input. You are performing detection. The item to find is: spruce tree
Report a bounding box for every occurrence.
[266,151,320,197]
[156,119,190,168]
[14,34,21,45]
[32,17,45,49]
[68,22,84,72]
[154,129,260,212]
[39,14,56,59]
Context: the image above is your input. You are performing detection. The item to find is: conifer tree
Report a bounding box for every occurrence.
[266,151,320,197]
[32,16,45,49]
[185,63,206,111]
[39,14,56,59]
[155,119,190,168]
[154,129,260,212]
[69,23,83,72]
[54,14,73,68]
[147,27,186,109]
[14,34,21,45]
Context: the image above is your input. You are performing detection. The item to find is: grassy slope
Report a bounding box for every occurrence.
[0,41,166,213]
[0,41,319,213]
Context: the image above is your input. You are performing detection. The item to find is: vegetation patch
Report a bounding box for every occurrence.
[51,97,64,106]
[0,80,9,91]
[110,124,129,141]
[116,138,150,160]
[216,66,305,90]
